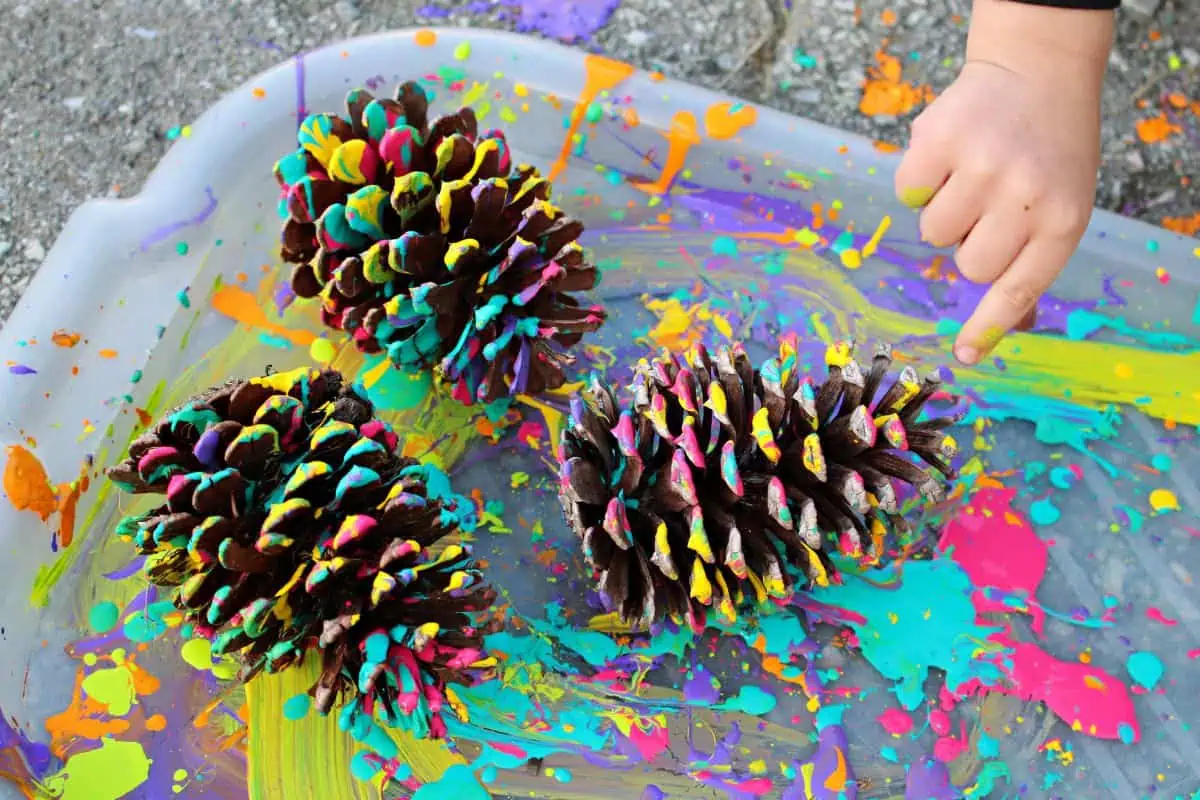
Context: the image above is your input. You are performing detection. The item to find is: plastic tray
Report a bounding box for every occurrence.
[2,27,1198,800]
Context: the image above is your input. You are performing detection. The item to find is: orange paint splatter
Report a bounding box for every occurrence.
[211,285,316,346]
[51,330,81,348]
[414,29,437,47]
[135,408,153,427]
[880,8,898,25]
[1136,114,1181,143]
[145,714,167,732]
[549,54,636,182]
[704,101,758,140]
[4,445,92,547]
[873,139,902,153]
[53,464,91,548]
[3,445,57,521]
[859,49,933,117]
[251,87,266,99]
[44,669,130,755]
[97,349,118,359]
[1162,212,1200,236]
[631,111,701,195]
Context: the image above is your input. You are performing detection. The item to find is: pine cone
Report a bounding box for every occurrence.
[106,367,495,738]
[274,81,607,404]
[556,338,959,628]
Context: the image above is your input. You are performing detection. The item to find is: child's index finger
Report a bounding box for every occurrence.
[953,236,1072,364]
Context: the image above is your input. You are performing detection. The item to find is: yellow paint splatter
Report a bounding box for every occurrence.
[1149,488,1179,513]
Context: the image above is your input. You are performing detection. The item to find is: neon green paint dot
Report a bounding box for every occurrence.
[453,42,471,61]
[173,769,188,782]
[172,785,183,794]
[309,337,336,364]
[83,652,98,666]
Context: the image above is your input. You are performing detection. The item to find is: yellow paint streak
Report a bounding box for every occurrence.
[245,661,379,800]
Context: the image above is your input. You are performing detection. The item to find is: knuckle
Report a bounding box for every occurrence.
[1005,168,1045,208]
[1040,198,1090,237]
[954,245,998,284]
[996,280,1040,312]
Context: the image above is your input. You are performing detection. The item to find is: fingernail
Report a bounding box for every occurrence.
[955,344,980,365]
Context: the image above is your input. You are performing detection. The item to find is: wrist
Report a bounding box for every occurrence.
[966,0,1114,90]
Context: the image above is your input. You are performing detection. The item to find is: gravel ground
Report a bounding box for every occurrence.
[0,0,1195,324]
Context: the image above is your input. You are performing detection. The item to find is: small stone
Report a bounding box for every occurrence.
[62,96,85,110]
[22,240,45,262]
[1124,150,1145,171]
[333,0,359,22]
[625,29,650,47]
[0,242,12,261]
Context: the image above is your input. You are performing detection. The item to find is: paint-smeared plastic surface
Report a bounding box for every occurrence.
[1,28,1197,800]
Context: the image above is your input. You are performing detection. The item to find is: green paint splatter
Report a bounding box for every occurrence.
[41,738,152,799]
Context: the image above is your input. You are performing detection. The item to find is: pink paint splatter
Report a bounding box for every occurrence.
[986,638,1138,742]
[938,485,1140,742]
[938,486,1047,635]
[1146,607,1179,626]
[876,707,913,736]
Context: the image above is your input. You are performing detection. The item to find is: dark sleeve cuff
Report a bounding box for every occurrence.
[1006,0,1120,7]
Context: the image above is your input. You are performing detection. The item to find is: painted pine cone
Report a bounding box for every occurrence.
[274,80,606,404]
[106,367,495,739]
[557,338,959,627]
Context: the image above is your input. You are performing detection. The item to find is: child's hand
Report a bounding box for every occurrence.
[894,0,1114,365]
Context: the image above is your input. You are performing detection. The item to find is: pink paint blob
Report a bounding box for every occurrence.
[938,486,1047,635]
[626,719,671,762]
[928,709,951,736]
[933,735,968,763]
[876,707,913,736]
[987,637,1139,742]
[1145,606,1179,626]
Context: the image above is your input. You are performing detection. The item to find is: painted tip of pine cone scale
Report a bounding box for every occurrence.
[274,80,607,405]
[556,338,960,629]
[106,366,496,739]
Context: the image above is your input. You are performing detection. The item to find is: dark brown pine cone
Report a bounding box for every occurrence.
[107,367,495,738]
[556,338,959,628]
[274,81,606,405]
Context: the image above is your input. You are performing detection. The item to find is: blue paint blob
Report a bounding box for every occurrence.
[1127,650,1164,690]
[1118,723,1137,744]
[978,733,1001,759]
[282,694,311,721]
[711,236,739,257]
[1152,453,1172,472]
[1029,497,1061,526]
[1048,466,1076,489]
[350,750,380,781]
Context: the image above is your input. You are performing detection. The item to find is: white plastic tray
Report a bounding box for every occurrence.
[2,27,1198,800]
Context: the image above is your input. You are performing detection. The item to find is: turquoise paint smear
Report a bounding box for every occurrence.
[813,560,1006,710]
[962,392,1122,477]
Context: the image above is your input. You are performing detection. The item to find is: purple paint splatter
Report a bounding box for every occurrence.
[137,186,219,252]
